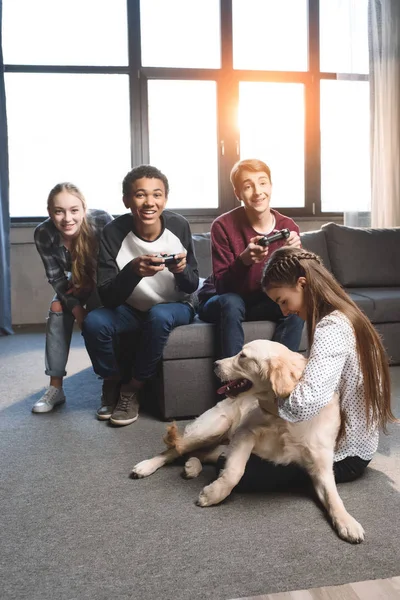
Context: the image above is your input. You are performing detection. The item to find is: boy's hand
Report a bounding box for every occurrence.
[239,236,269,266]
[285,231,301,248]
[131,255,166,277]
[167,252,187,274]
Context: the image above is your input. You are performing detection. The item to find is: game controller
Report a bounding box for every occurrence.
[257,228,290,247]
[150,253,179,266]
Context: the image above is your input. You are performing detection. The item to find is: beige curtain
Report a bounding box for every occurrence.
[369,0,400,227]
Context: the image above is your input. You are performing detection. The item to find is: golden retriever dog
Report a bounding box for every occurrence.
[132,394,259,480]
[132,339,364,543]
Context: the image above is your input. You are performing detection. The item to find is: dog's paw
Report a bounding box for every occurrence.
[131,459,157,479]
[183,457,202,479]
[197,486,214,507]
[196,482,224,507]
[334,515,365,544]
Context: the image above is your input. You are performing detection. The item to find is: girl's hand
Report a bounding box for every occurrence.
[66,285,79,295]
[72,305,87,331]
[285,231,301,248]
[66,284,93,297]
[239,236,269,266]
[131,255,165,277]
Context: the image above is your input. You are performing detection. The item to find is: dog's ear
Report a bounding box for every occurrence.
[268,356,303,398]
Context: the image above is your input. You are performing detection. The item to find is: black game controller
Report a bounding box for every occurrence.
[257,228,290,247]
[150,253,179,266]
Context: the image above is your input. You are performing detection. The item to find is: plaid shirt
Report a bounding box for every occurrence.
[34,209,113,312]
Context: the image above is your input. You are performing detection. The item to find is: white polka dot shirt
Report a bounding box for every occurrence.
[278,311,378,461]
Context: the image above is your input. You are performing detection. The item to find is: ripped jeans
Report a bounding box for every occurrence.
[44,291,100,377]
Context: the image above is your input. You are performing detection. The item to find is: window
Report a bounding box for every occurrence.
[320,80,370,213]
[147,80,219,209]
[6,73,131,217]
[319,0,369,74]
[140,0,221,69]
[3,0,130,219]
[3,0,370,220]
[232,0,308,71]
[2,0,128,66]
[319,0,370,213]
[238,82,305,208]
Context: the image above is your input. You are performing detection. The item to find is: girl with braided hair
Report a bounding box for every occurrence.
[218,245,397,491]
[33,183,112,413]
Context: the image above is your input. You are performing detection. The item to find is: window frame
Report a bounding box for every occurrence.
[5,0,368,223]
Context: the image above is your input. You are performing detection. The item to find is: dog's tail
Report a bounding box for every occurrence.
[163,422,184,453]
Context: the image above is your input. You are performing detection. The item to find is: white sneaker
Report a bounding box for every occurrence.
[32,386,66,413]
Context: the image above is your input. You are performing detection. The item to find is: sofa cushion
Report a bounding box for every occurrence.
[347,288,400,324]
[163,316,279,360]
[163,316,306,360]
[322,223,400,287]
[192,233,212,279]
[300,229,332,272]
[346,291,375,321]
[163,318,214,360]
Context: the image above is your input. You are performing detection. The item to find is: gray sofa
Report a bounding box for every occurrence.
[144,223,400,420]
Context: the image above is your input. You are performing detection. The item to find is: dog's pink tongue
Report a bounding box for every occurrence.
[217,382,232,395]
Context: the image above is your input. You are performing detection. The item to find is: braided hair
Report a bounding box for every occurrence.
[261,246,396,433]
[262,247,326,343]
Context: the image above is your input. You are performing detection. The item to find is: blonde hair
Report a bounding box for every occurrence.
[262,246,397,433]
[47,182,98,293]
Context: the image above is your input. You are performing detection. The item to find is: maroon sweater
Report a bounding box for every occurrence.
[197,206,300,302]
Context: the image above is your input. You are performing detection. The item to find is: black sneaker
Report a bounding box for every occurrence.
[96,380,121,420]
[109,390,139,426]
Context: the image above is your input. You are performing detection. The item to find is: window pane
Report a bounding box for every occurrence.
[6,74,131,217]
[321,80,370,212]
[320,0,369,74]
[148,80,218,209]
[2,0,128,66]
[233,0,308,71]
[239,82,305,208]
[140,0,220,68]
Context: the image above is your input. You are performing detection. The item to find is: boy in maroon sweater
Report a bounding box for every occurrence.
[197,158,304,359]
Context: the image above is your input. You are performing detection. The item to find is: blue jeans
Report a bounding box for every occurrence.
[82,302,195,382]
[45,288,101,378]
[45,307,75,377]
[198,292,304,359]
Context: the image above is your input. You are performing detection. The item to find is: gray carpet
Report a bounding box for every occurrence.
[1,328,400,600]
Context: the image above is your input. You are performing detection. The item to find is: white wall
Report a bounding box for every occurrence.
[10,218,339,325]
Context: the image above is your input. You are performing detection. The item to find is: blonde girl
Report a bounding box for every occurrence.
[32,183,112,413]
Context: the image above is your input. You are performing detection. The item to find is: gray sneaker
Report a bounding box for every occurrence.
[96,380,121,420]
[32,386,66,413]
[110,390,139,426]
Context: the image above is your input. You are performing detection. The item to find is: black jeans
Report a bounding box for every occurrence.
[216,453,370,492]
